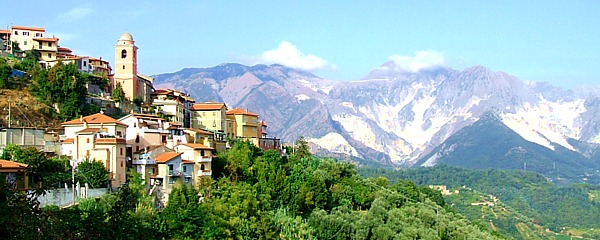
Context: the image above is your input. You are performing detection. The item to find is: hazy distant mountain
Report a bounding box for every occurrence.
[152,62,600,171]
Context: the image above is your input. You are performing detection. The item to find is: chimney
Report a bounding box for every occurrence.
[80,115,83,122]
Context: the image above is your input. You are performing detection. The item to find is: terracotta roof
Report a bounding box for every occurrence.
[63,138,74,143]
[151,89,172,95]
[261,121,267,126]
[12,26,45,31]
[182,160,194,164]
[155,152,182,164]
[0,30,10,34]
[127,113,164,121]
[181,143,214,150]
[33,37,59,42]
[95,138,126,144]
[76,128,101,134]
[226,108,259,116]
[191,102,226,111]
[186,128,213,135]
[0,160,28,171]
[57,47,72,52]
[62,113,127,126]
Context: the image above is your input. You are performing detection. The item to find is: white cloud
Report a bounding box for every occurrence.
[57,6,94,23]
[258,41,330,71]
[388,50,446,72]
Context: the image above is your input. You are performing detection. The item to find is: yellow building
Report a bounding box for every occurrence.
[226,108,261,144]
[33,37,58,63]
[60,113,128,188]
[190,102,227,141]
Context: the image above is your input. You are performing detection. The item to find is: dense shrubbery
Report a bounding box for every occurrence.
[0,140,500,239]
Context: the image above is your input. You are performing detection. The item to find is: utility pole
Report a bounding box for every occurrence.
[8,97,11,128]
[71,158,76,206]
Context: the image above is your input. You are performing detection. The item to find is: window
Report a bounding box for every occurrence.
[253,118,256,123]
[122,65,125,70]
[120,148,123,156]
[200,164,205,170]
[117,131,122,137]
[244,116,248,122]
[150,167,155,174]
[162,136,167,143]
[47,53,51,58]
[136,146,139,152]
[183,165,187,172]
[252,126,256,132]
[121,49,127,59]
[201,150,205,157]
[184,177,191,183]
[168,164,174,175]
[133,122,136,128]
[135,135,140,143]
[244,126,248,131]
[86,150,90,156]
[168,177,175,184]
[13,31,18,35]
[47,42,51,47]
[22,31,29,36]
[35,32,43,37]
[83,61,86,66]
[23,41,27,46]
[121,161,123,167]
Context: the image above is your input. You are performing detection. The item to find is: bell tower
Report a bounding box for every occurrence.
[113,32,138,101]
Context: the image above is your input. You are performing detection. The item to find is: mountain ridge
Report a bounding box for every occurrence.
[152,62,600,172]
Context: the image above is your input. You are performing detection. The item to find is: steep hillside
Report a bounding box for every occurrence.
[0,89,60,128]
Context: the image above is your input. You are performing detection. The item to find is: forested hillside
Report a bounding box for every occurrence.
[361,166,600,239]
[0,140,501,239]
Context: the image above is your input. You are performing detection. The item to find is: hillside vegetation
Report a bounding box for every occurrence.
[361,165,600,239]
[0,140,502,239]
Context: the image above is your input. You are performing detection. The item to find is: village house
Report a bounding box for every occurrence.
[0,159,30,190]
[60,113,128,188]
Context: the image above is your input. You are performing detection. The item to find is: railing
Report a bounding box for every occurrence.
[168,170,181,176]
[198,170,212,176]
[132,159,156,165]
[198,157,212,162]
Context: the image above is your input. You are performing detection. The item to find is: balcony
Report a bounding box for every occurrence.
[168,170,181,176]
[198,170,212,176]
[198,157,212,162]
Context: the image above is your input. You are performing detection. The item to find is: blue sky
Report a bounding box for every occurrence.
[1,1,598,88]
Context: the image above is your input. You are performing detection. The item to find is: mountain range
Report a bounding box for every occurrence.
[152,62,600,181]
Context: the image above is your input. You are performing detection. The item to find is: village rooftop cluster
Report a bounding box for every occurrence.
[0,26,282,200]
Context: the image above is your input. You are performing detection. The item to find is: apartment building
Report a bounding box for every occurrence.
[151,89,195,128]
[190,102,228,141]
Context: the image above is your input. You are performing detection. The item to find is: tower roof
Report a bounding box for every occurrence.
[119,32,134,41]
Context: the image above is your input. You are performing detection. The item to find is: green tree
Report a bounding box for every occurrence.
[76,158,110,188]
[132,96,144,113]
[293,136,312,161]
[0,57,12,89]
[29,61,90,120]
[112,82,125,103]
[1,144,71,193]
